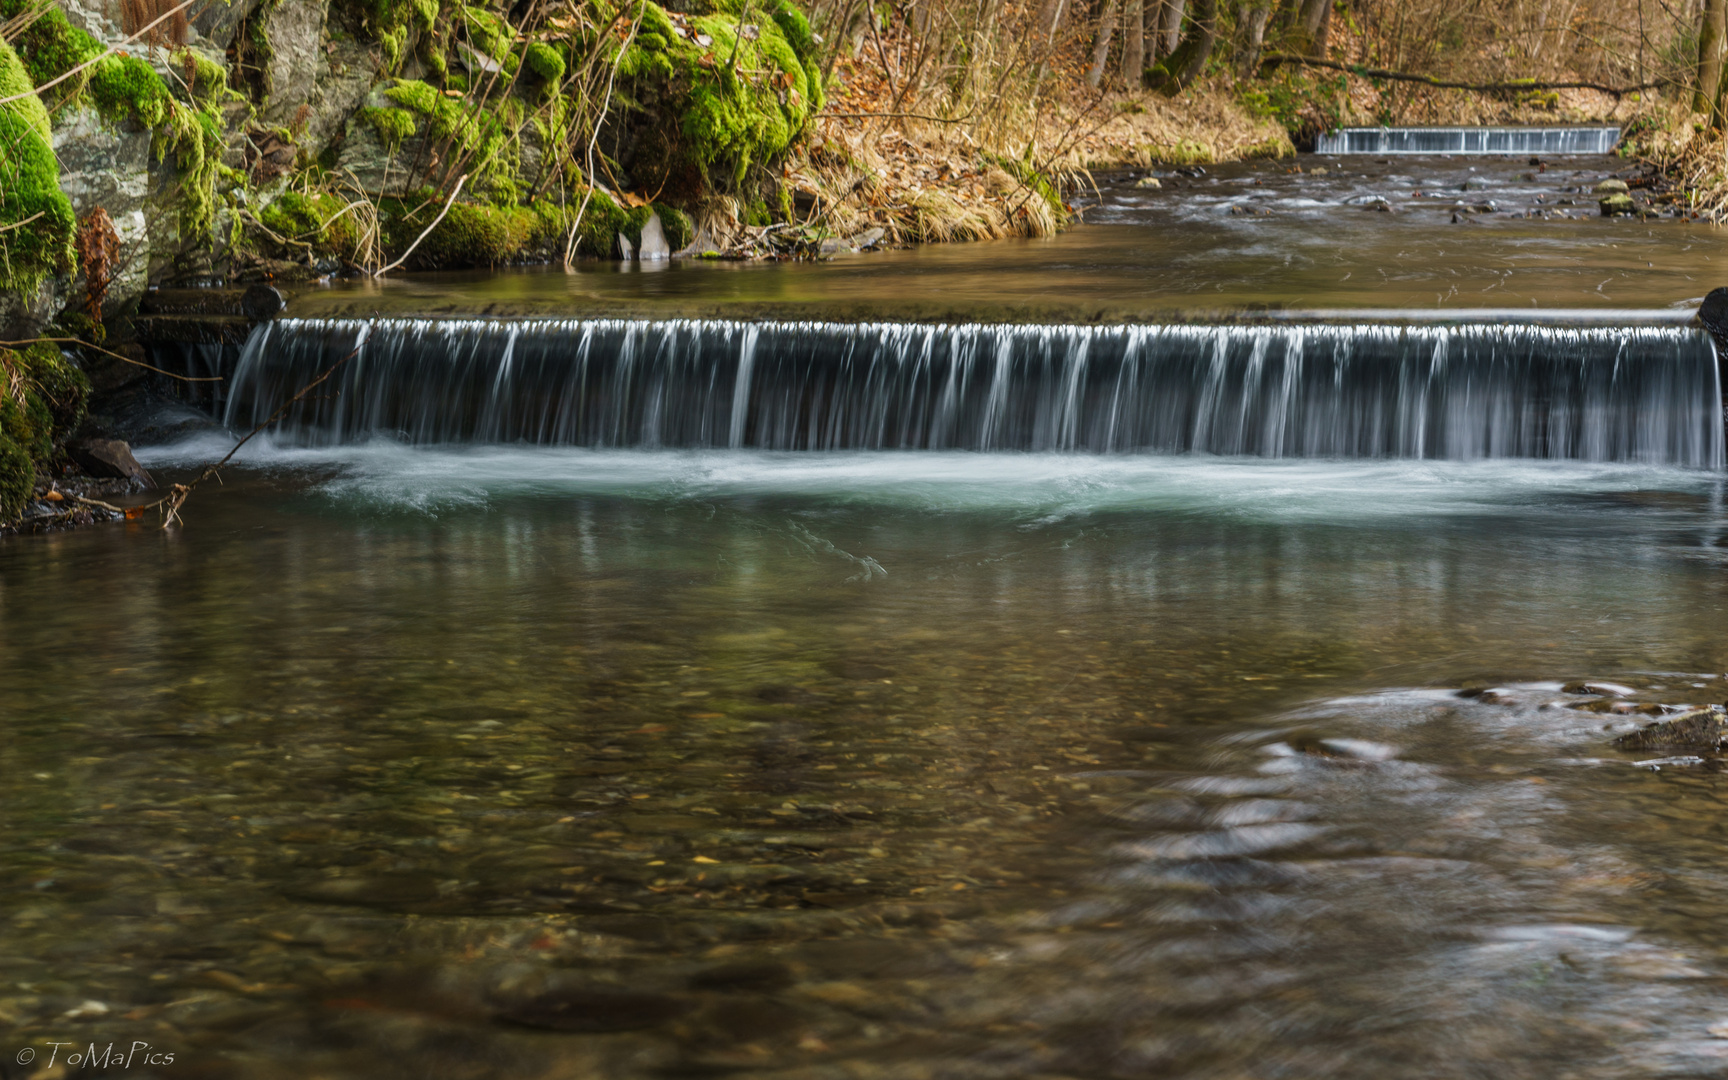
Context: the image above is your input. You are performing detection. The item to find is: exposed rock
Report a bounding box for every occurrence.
[258,0,331,128]
[242,284,286,319]
[1599,193,1634,216]
[1612,707,1728,752]
[638,212,670,260]
[66,438,154,488]
[1699,287,1728,355]
[53,108,151,314]
[1134,176,1162,189]
[850,227,885,249]
[1595,178,1630,194]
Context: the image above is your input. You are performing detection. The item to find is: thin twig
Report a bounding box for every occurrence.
[373,173,469,276]
[137,340,364,527]
[1260,52,1662,97]
[0,0,202,107]
[0,211,45,234]
[0,337,224,382]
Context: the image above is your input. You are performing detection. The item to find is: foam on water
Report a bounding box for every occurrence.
[134,437,1723,523]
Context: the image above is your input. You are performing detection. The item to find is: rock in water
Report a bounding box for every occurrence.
[638,212,670,260]
[1595,178,1630,194]
[618,231,635,260]
[1599,192,1634,216]
[1612,707,1728,751]
[1134,176,1162,189]
[1699,288,1728,354]
[241,284,285,320]
[66,438,154,488]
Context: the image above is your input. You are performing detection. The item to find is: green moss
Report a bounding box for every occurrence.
[0,419,29,523]
[0,39,50,143]
[459,4,511,61]
[376,192,570,267]
[363,105,418,148]
[0,43,75,294]
[259,191,325,238]
[181,48,232,106]
[411,0,440,30]
[652,203,693,249]
[616,0,822,187]
[87,54,175,128]
[0,343,89,524]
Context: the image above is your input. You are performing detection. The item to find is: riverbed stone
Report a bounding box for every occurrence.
[66,438,154,487]
[1595,179,1630,194]
[1600,193,1634,216]
[1612,708,1728,751]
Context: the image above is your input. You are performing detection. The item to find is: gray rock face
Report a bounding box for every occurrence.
[303,41,377,159]
[336,92,435,196]
[637,212,669,260]
[259,0,331,127]
[53,108,152,313]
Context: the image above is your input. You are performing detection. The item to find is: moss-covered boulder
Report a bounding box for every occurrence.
[0,40,75,297]
[610,0,824,195]
[0,342,90,523]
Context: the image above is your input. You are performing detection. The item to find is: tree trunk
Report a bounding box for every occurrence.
[1290,0,1328,53]
[1237,1,1270,75]
[1121,0,1145,86]
[1698,0,1726,122]
[1152,0,1215,93]
[1088,0,1120,86]
[1160,0,1186,56]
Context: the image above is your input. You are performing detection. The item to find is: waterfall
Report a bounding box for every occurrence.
[211,318,1724,467]
[1314,126,1621,155]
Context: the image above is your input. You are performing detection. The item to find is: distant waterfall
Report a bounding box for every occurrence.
[214,318,1724,467]
[1314,127,1620,155]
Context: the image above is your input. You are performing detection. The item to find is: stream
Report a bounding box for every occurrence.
[6,152,1728,1079]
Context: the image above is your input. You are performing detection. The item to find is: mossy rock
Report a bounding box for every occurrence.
[0,342,89,524]
[0,41,75,294]
[614,0,824,193]
[377,193,571,267]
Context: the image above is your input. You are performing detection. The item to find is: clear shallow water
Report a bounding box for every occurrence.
[281,155,1718,322]
[9,450,1728,1077]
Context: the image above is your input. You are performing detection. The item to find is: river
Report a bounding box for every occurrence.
[5,152,1728,1078]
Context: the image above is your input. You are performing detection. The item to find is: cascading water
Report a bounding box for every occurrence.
[213,318,1724,466]
[1314,126,1621,155]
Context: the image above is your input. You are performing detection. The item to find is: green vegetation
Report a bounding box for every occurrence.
[616,0,824,187]
[0,40,74,295]
[0,342,89,523]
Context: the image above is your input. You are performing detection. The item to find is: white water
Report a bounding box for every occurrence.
[208,318,1724,467]
[134,438,1723,523]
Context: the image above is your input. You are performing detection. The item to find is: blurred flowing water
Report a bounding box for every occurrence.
[6,450,1728,1078]
[10,152,1728,1078]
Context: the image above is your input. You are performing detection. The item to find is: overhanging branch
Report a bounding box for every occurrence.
[1259,52,1662,98]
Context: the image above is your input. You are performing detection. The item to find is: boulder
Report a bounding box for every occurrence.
[1134,176,1162,189]
[1595,178,1630,194]
[1698,288,1728,353]
[52,108,152,315]
[241,284,286,320]
[1599,193,1634,216]
[66,438,154,488]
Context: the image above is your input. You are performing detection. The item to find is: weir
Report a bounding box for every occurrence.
[1314,126,1621,155]
[190,318,1725,466]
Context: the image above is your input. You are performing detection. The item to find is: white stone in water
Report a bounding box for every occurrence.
[638,212,671,260]
[618,231,635,260]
